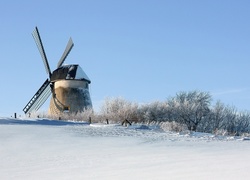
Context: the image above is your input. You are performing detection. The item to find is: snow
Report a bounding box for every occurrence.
[0,118,250,180]
[75,65,90,82]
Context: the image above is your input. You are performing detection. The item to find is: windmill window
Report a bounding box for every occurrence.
[63,106,70,112]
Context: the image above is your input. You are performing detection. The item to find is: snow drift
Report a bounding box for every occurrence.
[0,118,250,180]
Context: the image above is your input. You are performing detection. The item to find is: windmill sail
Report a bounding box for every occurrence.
[23,79,52,114]
[57,37,74,68]
[32,27,52,76]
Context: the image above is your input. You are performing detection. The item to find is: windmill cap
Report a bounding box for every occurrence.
[50,64,91,83]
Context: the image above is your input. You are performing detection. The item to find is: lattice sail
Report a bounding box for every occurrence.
[23,79,52,114]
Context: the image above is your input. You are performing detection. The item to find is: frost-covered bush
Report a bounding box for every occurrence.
[197,101,250,136]
[225,111,250,136]
[200,101,228,133]
[137,101,170,122]
[99,97,138,122]
[30,90,250,135]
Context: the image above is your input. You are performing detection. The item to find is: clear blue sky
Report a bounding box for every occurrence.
[0,0,250,116]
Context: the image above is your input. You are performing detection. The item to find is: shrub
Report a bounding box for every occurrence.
[30,90,250,136]
[99,97,138,122]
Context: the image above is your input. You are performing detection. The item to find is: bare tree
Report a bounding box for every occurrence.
[169,91,211,131]
[201,101,228,133]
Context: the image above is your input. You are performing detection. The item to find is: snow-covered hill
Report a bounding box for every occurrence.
[0,118,250,180]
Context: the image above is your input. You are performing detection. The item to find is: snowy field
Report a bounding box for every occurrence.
[1,118,250,180]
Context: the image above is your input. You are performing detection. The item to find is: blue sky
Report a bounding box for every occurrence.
[0,0,250,116]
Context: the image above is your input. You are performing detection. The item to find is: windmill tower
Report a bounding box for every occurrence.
[23,27,92,116]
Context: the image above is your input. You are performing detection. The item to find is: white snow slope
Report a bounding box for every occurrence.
[0,118,250,180]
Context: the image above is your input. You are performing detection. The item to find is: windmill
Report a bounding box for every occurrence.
[23,27,92,116]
